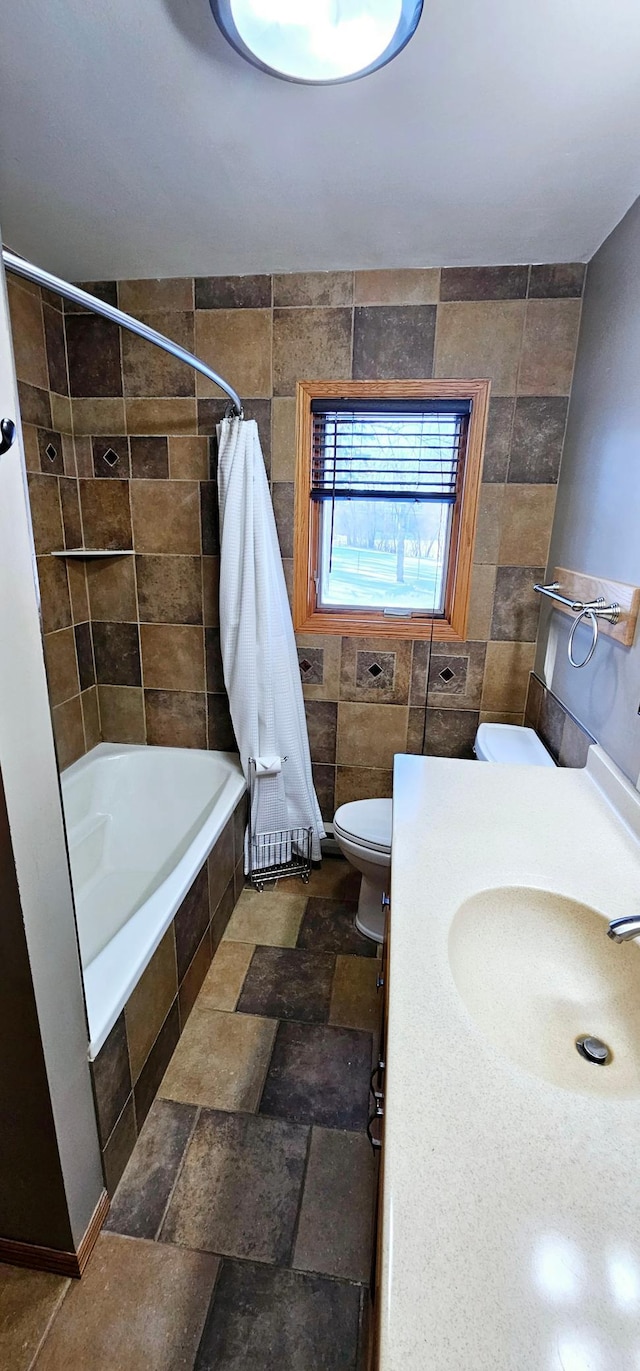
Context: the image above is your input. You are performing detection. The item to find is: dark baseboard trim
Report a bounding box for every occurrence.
[0,1188,109,1278]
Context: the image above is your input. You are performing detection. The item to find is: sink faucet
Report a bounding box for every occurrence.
[607,916,640,942]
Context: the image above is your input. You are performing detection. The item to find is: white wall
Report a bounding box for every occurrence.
[534,196,640,785]
[0,257,104,1245]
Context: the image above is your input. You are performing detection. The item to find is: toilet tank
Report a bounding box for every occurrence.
[474,723,555,766]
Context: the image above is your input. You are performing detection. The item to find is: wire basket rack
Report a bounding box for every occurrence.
[247,758,313,891]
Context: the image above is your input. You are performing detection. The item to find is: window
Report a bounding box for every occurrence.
[293,380,490,641]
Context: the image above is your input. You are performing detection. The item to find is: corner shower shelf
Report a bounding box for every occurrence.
[51,548,134,559]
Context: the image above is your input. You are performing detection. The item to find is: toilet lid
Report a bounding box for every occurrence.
[334,798,392,853]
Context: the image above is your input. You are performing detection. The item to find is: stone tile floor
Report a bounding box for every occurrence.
[0,858,380,1371]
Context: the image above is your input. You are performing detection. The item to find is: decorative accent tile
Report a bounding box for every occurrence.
[296,634,341,701]
[340,637,410,705]
[356,650,395,691]
[428,654,468,695]
[93,446,124,484]
[298,646,324,686]
[428,641,488,710]
[38,428,64,475]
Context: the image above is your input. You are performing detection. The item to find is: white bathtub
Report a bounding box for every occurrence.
[61,743,245,1058]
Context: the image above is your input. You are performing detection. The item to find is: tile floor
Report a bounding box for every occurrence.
[0,858,380,1371]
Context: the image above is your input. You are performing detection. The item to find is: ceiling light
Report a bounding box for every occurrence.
[210,0,423,84]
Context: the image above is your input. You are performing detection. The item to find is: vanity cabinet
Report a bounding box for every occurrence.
[367,918,389,1370]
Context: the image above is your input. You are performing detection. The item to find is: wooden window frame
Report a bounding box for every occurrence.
[293,378,491,642]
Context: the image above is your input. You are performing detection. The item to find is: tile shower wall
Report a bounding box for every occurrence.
[7,274,102,768]
[9,264,584,803]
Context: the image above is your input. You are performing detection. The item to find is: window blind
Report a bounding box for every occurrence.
[310,398,470,504]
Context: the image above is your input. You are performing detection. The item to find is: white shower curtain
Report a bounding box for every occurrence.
[216,416,325,869]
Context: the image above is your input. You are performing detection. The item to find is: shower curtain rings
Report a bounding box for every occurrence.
[568,607,599,668]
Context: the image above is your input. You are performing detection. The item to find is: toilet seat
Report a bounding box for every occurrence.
[334,798,392,854]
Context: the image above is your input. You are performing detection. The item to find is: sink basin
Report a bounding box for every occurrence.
[448,886,640,1096]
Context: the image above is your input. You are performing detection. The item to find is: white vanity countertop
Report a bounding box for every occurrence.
[381,748,640,1371]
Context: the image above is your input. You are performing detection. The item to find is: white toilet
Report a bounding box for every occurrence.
[333,722,554,943]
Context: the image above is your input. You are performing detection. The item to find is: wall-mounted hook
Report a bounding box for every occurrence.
[0,418,16,456]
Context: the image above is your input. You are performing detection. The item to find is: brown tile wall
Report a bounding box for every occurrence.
[90,794,246,1194]
[524,673,595,768]
[9,264,585,799]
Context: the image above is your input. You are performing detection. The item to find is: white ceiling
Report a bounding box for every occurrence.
[1,0,640,280]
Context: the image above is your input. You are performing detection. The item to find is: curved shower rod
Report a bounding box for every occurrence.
[2,248,243,417]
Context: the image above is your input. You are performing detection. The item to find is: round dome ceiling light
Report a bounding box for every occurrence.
[210,0,423,85]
